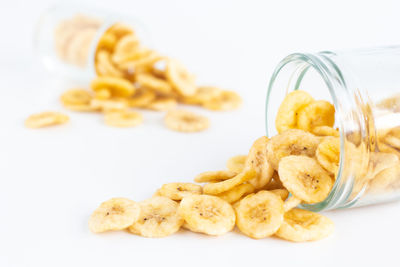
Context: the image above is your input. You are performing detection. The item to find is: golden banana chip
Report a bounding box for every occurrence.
[166,59,196,96]
[25,111,69,128]
[194,170,237,183]
[91,76,136,97]
[297,100,335,132]
[275,208,334,242]
[158,183,202,201]
[108,23,134,39]
[90,98,128,111]
[203,168,256,195]
[128,88,156,108]
[235,190,284,239]
[368,165,400,193]
[316,137,340,174]
[181,86,221,105]
[96,32,117,51]
[164,109,209,132]
[128,196,183,238]
[135,73,173,95]
[275,90,314,133]
[60,89,96,111]
[226,155,247,173]
[104,110,143,127]
[270,189,289,201]
[312,126,339,137]
[111,34,140,63]
[94,88,112,100]
[179,195,235,236]
[283,196,302,212]
[216,183,255,203]
[245,136,274,189]
[278,156,333,204]
[146,97,177,111]
[95,50,124,77]
[266,129,320,170]
[88,198,141,233]
[384,135,400,150]
[202,90,242,111]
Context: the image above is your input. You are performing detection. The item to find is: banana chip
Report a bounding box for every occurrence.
[316,137,340,174]
[270,189,289,201]
[202,90,242,111]
[25,111,69,128]
[91,76,136,97]
[61,89,96,111]
[235,191,284,239]
[283,196,302,212]
[297,100,335,132]
[312,126,339,137]
[194,170,237,183]
[158,183,202,201]
[164,109,209,132]
[266,129,320,170]
[90,98,128,111]
[179,195,235,236]
[226,155,247,173]
[128,88,156,108]
[216,183,255,203]
[203,168,256,195]
[96,50,124,77]
[181,86,222,105]
[146,97,177,111]
[275,90,314,133]
[136,73,173,95]
[89,198,141,233]
[166,59,196,96]
[104,110,143,127]
[368,165,400,193]
[128,196,183,238]
[278,156,333,204]
[275,208,334,242]
[111,34,140,63]
[245,137,274,189]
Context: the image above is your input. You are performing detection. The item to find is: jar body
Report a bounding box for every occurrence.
[266,46,400,211]
[34,4,148,82]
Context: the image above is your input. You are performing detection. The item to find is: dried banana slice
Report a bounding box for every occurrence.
[378,142,400,159]
[95,50,124,77]
[235,190,284,239]
[384,135,400,150]
[158,183,202,201]
[269,189,289,201]
[135,73,173,95]
[275,90,314,133]
[89,197,141,233]
[91,76,136,97]
[128,88,156,108]
[108,23,134,39]
[128,196,183,238]
[312,126,339,137]
[263,172,285,190]
[202,90,242,111]
[146,97,177,111]
[316,137,340,174]
[181,86,222,105]
[166,59,196,96]
[275,208,334,242]
[61,89,95,111]
[90,98,128,111]
[179,195,235,236]
[278,156,333,204]
[283,196,302,212]
[194,170,237,183]
[368,165,400,193]
[203,168,256,195]
[96,32,117,51]
[266,129,320,170]
[366,152,399,180]
[226,155,247,173]
[25,111,69,128]
[297,100,335,132]
[164,109,209,132]
[216,183,255,203]
[245,137,274,189]
[94,88,112,100]
[377,94,400,112]
[112,34,140,63]
[104,110,143,127]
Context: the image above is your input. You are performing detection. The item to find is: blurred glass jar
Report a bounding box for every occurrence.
[266,46,400,211]
[34,4,148,82]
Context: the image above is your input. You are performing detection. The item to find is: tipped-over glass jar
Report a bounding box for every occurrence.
[266,46,400,211]
[34,4,148,81]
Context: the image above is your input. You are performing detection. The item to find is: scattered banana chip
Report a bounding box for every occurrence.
[179,195,235,236]
[275,208,334,242]
[166,59,197,96]
[203,168,256,195]
[158,183,202,201]
[270,189,289,201]
[194,170,237,183]
[316,137,340,174]
[25,111,69,128]
[235,191,284,239]
[182,86,222,105]
[96,50,124,77]
[128,88,156,108]
[88,198,141,233]
[164,109,209,133]
[278,156,333,204]
[61,89,96,112]
[128,196,183,238]
[266,129,320,170]
[90,98,128,111]
[226,155,247,173]
[136,72,173,95]
[297,100,335,132]
[146,97,177,111]
[203,90,242,111]
[104,110,143,127]
[91,76,136,97]
[245,136,274,189]
[283,196,302,212]
[216,183,255,203]
[275,90,314,133]
[312,126,339,137]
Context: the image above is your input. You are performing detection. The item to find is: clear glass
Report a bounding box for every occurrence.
[266,46,400,211]
[33,3,148,82]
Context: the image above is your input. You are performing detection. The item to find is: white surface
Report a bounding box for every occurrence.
[1,0,400,266]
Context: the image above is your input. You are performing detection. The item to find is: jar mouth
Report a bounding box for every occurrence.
[265,52,366,211]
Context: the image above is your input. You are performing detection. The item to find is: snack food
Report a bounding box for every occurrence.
[164,109,209,132]
[25,111,69,128]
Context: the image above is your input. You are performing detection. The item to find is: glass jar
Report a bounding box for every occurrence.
[34,3,149,82]
[266,46,400,211]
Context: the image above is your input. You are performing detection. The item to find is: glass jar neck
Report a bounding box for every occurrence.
[266,51,373,211]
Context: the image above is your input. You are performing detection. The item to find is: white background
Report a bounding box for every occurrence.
[1,0,400,266]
